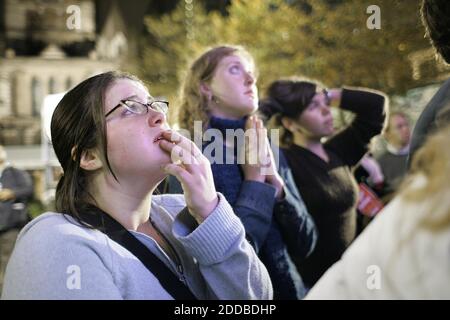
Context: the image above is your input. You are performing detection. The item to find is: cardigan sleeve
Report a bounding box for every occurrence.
[1,216,124,300]
[173,193,274,300]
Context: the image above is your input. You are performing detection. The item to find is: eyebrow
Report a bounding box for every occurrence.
[107,95,152,115]
[121,94,143,102]
[225,60,245,68]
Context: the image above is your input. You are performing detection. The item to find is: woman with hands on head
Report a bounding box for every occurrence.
[1,71,273,300]
[260,78,387,288]
[173,45,317,299]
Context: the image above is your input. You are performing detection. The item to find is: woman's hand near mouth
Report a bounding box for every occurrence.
[158,130,219,224]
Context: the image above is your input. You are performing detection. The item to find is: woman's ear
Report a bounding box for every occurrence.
[281,117,296,132]
[200,82,212,100]
[78,148,103,171]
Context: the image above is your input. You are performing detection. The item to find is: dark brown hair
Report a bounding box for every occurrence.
[259,78,325,147]
[421,0,450,63]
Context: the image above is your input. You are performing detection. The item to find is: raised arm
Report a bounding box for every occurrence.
[325,88,387,167]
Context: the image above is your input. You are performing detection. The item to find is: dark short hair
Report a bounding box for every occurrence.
[51,71,140,225]
[421,0,450,63]
[259,77,325,147]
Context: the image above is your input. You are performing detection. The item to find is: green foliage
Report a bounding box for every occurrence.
[135,0,438,115]
[28,199,46,219]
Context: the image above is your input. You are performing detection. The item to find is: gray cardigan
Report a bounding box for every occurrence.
[1,193,273,300]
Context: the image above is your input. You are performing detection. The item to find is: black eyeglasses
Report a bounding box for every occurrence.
[105,99,169,118]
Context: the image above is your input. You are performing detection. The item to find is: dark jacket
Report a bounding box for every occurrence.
[0,166,33,232]
[409,78,450,166]
[283,88,387,287]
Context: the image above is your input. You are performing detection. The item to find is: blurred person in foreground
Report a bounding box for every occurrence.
[306,124,450,299]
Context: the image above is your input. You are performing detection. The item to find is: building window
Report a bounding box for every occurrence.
[65,77,73,91]
[32,77,42,117]
[48,77,56,94]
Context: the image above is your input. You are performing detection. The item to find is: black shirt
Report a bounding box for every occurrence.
[282,88,386,286]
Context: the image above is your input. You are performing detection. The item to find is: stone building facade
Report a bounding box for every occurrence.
[0,0,147,203]
[0,0,130,146]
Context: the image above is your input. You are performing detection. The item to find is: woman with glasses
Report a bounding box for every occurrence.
[173,45,317,299]
[1,71,273,300]
[259,78,387,288]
